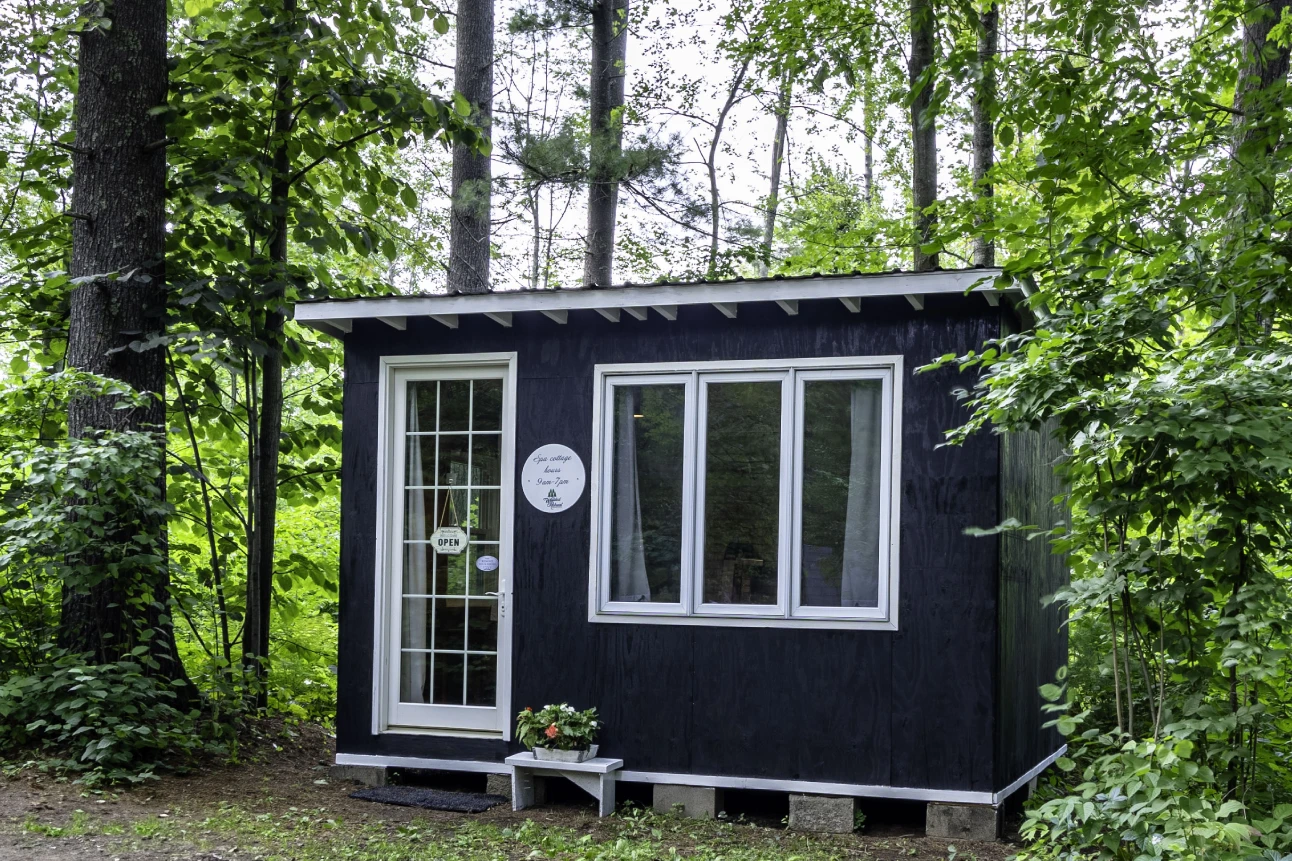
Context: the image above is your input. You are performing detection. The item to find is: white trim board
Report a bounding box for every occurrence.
[992,744,1067,805]
[616,770,994,805]
[296,269,1007,331]
[335,753,510,775]
[333,747,1068,807]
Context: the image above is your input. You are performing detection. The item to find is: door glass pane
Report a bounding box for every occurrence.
[466,655,497,706]
[473,379,503,431]
[467,599,498,651]
[437,435,470,486]
[433,598,466,650]
[469,544,501,595]
[608,384,686,603]
[440,380,471,431]
[471,435,502,486]
[432,654,465,705]
[400,652,431,703]
[800,379,884,608]
[702,380,781,605]
[399,378,502,708]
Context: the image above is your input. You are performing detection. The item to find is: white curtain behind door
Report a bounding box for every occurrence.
[404,390,429,699]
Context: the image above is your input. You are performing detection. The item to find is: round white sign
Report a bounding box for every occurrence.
[521,444,586,514]
[476,554,499,572]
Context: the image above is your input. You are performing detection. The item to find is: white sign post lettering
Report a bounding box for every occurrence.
[521,444,586,513]
[431,525,467,555]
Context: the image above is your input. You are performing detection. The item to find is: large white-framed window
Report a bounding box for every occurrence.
[588,356,902,630]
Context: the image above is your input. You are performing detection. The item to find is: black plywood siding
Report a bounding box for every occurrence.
[995,421,1069,792]
[336,295,1005,791]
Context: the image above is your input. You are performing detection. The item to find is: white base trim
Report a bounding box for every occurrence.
[992,744,1066,805]
[616,770,993,805]
[333,746,1068,805]
[335,753,510,775]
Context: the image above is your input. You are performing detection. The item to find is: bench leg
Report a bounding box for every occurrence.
[513,768,535,811]
[598,773,616,817]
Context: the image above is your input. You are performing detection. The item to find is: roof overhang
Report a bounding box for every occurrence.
[294,268,1010,336]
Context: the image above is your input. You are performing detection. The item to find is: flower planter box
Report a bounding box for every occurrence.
[532,744,599,763]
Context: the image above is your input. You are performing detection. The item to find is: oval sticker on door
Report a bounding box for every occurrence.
[521,444,586,513]
[476,554,499,572]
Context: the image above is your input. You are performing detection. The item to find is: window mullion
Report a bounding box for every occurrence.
[778,370,795,619]
[682,370,699,616]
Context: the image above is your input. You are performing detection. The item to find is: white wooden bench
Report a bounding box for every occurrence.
[505,752,623,817]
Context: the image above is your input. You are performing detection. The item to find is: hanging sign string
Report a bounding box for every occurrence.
[438,480,462,529]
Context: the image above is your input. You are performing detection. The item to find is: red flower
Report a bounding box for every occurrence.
[524,707,533,712]
[545,724,560,739]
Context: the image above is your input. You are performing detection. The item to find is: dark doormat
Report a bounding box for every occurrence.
[350,786,509,813]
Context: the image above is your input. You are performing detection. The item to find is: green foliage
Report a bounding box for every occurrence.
[773,157,897,274]
[0,651,215,782]
[1021,726,1292,860]
[516,703,601,751]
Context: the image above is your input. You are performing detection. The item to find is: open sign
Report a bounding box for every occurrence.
[431,526,467,555]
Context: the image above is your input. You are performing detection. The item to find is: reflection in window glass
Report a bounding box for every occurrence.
[800,379,883,608]
[702,380,781,605]
[609,384,685,602]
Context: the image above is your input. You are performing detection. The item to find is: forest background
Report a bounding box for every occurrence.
[1,0,1292,858]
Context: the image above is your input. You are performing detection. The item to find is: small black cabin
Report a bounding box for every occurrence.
[300,269,1067,836]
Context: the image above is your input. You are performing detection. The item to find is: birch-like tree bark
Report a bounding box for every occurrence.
[758,74,792,276]
[448,0,494,294]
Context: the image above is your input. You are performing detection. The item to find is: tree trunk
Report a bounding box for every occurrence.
[909,0,938,271]
[583,0,630,287]
[758,74,792,277]
[243,0,295,704]
[706,57,750,278]
[972,3,997,268]
[61,0,184,684]
[1232,0,1292,187]
[448,0,494,295]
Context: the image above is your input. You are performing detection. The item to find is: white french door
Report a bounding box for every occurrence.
[380,356,515,734]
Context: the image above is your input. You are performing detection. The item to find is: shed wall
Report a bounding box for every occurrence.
[337,295,1004,792]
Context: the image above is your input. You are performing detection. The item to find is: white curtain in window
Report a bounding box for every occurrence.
[841,381,883,607]
[404,393,429,698]
[613,388,651,601]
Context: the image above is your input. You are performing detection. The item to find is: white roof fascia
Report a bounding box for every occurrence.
[295,269,1007,329]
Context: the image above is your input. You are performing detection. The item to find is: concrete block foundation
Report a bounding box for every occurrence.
[788,794,856,833]
[486,773,513,800]
[652,784,724,819]
[926,802,1000,841]
[329,764,388,787]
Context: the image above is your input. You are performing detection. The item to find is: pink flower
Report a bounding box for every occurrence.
[545,724,560,739]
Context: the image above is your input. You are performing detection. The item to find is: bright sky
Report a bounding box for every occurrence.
[412,0,938,293]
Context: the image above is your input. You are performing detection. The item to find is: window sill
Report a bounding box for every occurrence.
[589,609,898,631]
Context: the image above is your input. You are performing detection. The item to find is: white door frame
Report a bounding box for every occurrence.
[370,352,517,738]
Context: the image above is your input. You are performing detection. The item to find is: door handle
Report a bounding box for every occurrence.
[485,591,501,597]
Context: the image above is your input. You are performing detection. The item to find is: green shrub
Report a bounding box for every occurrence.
[0,649,217,782]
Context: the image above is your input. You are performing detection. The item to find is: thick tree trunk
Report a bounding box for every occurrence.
[1232,0,1292,185]
[448,0,494,295]
[972,3,997,268]
[758,74,791,277]
[243,0,295,702]
[61,0,184,684]
[909,0,938,271]
[583,0,630,287]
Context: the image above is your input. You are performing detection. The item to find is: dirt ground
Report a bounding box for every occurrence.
[0,724,1018,861]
